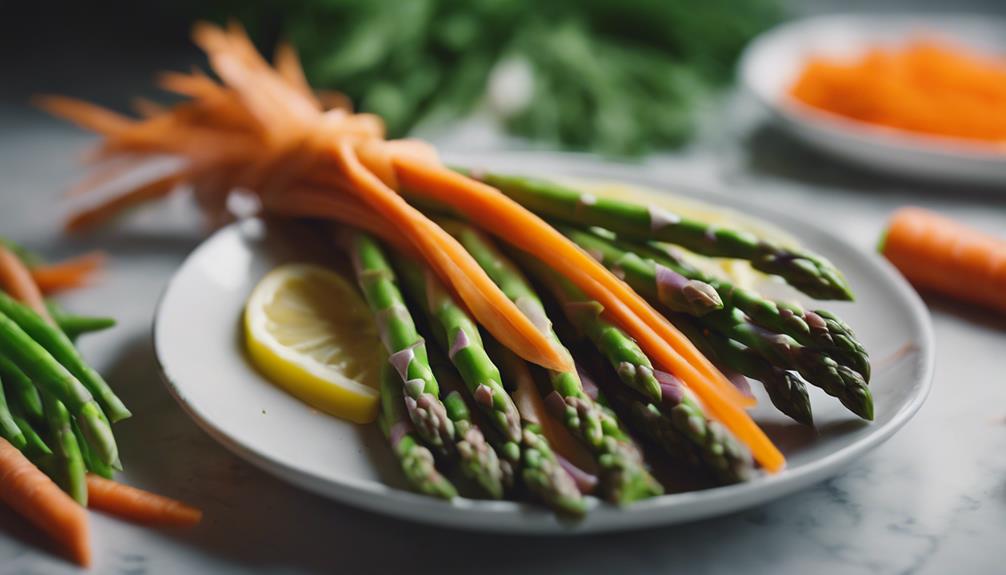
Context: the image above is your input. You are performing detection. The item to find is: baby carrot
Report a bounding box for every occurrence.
[881,207,1006,314]
[86,475,203,528]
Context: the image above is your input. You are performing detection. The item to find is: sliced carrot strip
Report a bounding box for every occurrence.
[269,188,418,257]
[333,141,572,373]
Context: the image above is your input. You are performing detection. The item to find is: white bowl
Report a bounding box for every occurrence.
[154,152,934,534]
[740,13,1006,184]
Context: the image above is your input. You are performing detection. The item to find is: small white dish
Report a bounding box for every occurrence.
[154,152,934,534]
[740,13,1006,184]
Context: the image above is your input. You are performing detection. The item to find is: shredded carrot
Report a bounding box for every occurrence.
[0,246,53,321]
[270,188,418,257]
[30,252,106,294]
[882,207,1006,314]
[790,39,1006,144]
[0,438,91,566]
[66,170,187,233]
[86,475,202,528]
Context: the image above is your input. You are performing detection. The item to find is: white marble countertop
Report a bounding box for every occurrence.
[2,46,1006,575]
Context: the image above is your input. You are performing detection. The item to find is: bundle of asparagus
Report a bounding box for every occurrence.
[335,174,869,513]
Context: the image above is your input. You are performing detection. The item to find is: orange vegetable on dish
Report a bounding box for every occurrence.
[790,39,1006,145]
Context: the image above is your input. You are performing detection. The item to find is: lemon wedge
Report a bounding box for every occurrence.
[244,263,382,423]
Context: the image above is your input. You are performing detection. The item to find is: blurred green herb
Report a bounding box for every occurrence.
[201,0,781,155]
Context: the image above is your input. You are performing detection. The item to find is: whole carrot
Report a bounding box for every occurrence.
[0,437,91,567]
[880,207,1006,314]
[86,474,203,527]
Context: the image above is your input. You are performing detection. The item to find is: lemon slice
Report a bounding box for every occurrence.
[244,263,382,423]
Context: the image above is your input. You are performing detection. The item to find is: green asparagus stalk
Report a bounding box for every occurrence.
[492,344,588,516]
[447,222,662,504]
[0,372,27,449]
[12,414,51,460]
[516,256,663,402]
[0,291,130,422]
[591,368,755,484]
[520,257,758,479]
[471,172,853,300]
[619,234,870,381]
[378,363,457,500]
[46,301,117,341]
[701,308,872,420]
[40,390,87,504]
[394,257,522,443]
[559,225,723,317]
[563,227,872,420]
[676,319,813,425]
[73,419,113,479]
[342,231,455,451]
[0,310,119,466]
[0,355,42,420]
[441,390,506,498]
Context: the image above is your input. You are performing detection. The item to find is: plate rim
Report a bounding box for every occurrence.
[153,153,935,533]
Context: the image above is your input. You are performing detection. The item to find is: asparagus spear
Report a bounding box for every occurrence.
[619,233,870,382]
[583,363,755,484]
[342,231,455,451]
[471,172,853,300]
[39,390,87,504]
[73,419,113,479]
[441,389,506,499]
[0,372,27,449]
[676,319,813,426]
[0,291,131,422]
[427,354,507,499]
[515,259,758,482]
[493,344,588,516]
[447,223,662,504]
[378,363,457,500]
[559,225,722,317]
[46,301,117,341]
[0,310,119,466]
[394,257,522,443]
[563,227,872,420]
[0,355,42,420]
[12,414,51,460]
[701,308,872,420]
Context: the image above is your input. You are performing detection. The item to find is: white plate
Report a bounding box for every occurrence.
[740,14,1006,184]
[154,153,934,534]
